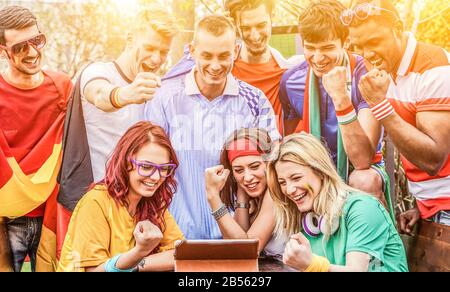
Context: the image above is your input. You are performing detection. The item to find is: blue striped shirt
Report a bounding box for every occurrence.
[144,69,280,239]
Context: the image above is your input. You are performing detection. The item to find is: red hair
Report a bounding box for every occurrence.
[97,121,178,231]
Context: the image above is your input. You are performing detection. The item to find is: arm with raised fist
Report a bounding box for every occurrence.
[86,220,163,272]
[358,68,450,176]
[83,71,161,112]
[322,66,381,169]
[205,166,274,252]
[283,233,370,272]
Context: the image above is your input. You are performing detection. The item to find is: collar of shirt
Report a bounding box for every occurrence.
[184,67,240,97]
[396,32,417,77]
[269,46,304,69]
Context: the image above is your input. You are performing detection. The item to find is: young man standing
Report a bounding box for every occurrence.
[345,0,450,230]
[279,0,388,209]
[145,15,279,239]
[165,0,302,134]
[0,6,72,271]
[59,5,178,214]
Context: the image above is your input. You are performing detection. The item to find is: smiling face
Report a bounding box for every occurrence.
[238,4,272,57]
[3,25,43,76]
[190,29,237,88]
[275,161,322,213]
[128,142,171,199]
[231,155,267,198]
[303,38,344,78]
[129,27,173,76]
[349,18,403,73]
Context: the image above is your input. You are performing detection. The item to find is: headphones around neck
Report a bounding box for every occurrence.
[302,212,339,237]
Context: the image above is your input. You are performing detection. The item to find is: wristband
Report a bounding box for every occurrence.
[370,99,395,121]
[336,105,357,125]
[304,254,331,272]
[105,254,138,272]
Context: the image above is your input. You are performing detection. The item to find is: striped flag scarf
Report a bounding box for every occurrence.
[295,52,355,181]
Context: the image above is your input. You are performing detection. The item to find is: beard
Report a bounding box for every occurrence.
[246,45,267,57]
[11,54,42,76]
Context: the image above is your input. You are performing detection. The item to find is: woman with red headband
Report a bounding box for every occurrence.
[205,128,285,259]
[58,122,184,272]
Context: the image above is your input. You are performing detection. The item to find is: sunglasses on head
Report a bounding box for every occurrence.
[340,3,397,26]
[0,33,46,57]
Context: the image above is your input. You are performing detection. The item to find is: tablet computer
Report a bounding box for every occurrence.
[174,239,259,272]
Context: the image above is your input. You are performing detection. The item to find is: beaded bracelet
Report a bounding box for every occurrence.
[109,87,123,109]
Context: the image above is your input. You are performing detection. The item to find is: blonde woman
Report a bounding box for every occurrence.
[205,128,286,258]
[267,133,408,272]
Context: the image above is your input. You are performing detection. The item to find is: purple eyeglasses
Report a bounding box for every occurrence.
[131,159,176,178]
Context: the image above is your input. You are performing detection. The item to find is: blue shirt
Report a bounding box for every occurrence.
[144,69,280,239]
[279,54,383,164]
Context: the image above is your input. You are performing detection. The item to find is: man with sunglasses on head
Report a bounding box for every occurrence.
[344,0,450,231]
[0,6,73,272]
[279,0,391,215]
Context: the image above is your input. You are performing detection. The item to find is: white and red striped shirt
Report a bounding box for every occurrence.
[386,33,450,219]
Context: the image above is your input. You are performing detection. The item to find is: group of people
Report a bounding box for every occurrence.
[0,0,449,273]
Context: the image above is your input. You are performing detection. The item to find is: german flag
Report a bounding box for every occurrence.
[0,71,72,271]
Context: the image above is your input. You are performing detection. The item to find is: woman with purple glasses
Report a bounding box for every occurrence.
[58,122,184,272]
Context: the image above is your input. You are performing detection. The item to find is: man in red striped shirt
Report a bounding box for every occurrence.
[344,0,450,232]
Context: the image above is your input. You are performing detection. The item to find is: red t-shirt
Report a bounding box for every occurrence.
[0,74,66,217]
[232,55,287,133]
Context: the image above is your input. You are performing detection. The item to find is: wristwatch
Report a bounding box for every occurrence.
[234,202,250,209]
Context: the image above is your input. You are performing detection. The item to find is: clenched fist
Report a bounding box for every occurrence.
[322,66,352,111]
[358,69,390,107]
[283,233,313,272]
[133,220,163,256]
[118,72,162,106]
[205,165,230,198]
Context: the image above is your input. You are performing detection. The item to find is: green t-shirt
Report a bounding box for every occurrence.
[305,192,408,272]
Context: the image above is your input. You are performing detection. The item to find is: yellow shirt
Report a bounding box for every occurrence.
[58,185,184,272]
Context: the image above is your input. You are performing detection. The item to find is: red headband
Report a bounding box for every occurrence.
[227,138,262,163]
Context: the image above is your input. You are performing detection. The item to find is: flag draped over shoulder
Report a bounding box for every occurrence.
[294,53,356,181]
[0,71,72,271]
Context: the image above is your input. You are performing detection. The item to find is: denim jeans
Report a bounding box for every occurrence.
[6,217,43,272]
[430,210,450,227]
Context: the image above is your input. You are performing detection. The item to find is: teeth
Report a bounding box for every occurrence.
[246,182,258,189]
[292,192,306,202]
[24,58,37,64]
[142,181,156,187]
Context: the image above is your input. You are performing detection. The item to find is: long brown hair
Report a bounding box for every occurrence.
[219,128,273,216]
[99,122,179,231]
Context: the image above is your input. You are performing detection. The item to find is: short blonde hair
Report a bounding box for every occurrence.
[134,4,178,38]
[267,133,356,238]
[193,14,236,45]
